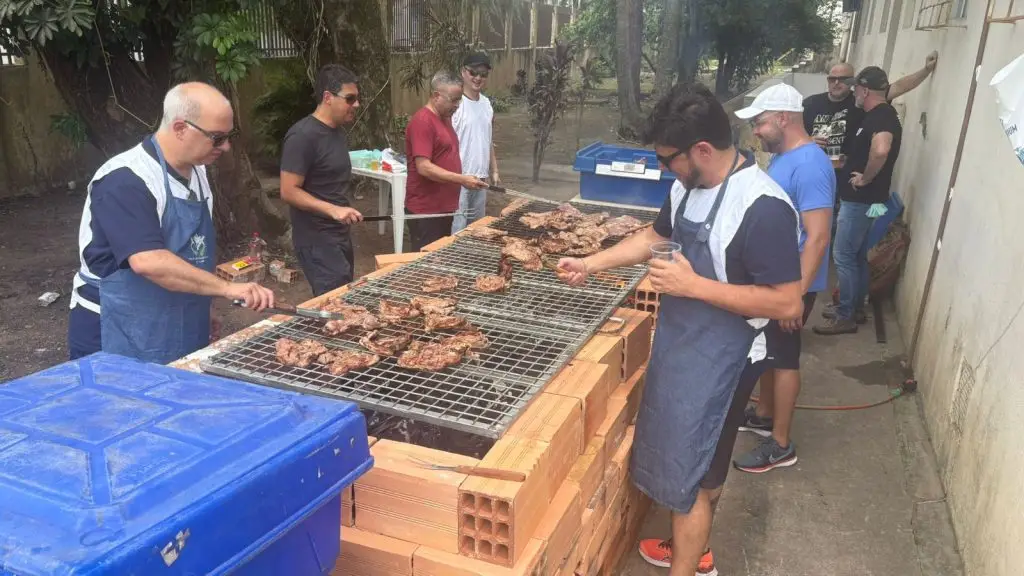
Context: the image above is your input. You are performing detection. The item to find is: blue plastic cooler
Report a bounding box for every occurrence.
[0,353,373,576]
[573,141,677,207]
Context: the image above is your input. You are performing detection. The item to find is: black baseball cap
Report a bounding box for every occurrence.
[843,66,890,91]
[463,52,492,69]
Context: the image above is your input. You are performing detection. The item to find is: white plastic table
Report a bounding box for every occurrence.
[352,166,408,253]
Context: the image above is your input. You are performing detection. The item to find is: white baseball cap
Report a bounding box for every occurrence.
[734,83,805,120]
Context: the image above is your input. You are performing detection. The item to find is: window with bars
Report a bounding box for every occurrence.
[917,0,968,29]
[880,0,893,32]
[903,0,919,28]
[1,28,24,66]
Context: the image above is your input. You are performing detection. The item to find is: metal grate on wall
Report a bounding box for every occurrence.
[245,0,298,58]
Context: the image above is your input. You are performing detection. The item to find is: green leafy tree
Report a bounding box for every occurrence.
[529,41,576,182]
[0,0,288,246]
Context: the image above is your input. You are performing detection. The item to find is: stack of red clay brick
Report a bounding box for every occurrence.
[333,306,654,576]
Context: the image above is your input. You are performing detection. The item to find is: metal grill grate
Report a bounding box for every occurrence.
[355,239,645,329]
[202,291,590,437]
[483,199,659,248]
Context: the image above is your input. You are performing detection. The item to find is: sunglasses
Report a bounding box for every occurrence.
[334,92,360,104]
[467,69,489,79]
[827,75,853,84]
[656,148,686,168]
[185,120,237,148]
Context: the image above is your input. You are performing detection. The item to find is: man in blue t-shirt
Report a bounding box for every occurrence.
[732,84,836,472]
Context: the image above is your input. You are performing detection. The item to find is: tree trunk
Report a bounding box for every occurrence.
[714,49,730,97]
[615,0,644,136]
[532,140,543,182]
[677,0,704,83]
[653,0,683,101]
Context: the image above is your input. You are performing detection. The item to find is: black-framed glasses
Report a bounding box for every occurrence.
[656,148,686,168]
[184,120,237,148]
[466,68,489,79]
[827,75,853,84]
[334,92,360,104]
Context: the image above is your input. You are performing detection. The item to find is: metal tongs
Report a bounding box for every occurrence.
[408,456,527,482]
[231,300,344,321]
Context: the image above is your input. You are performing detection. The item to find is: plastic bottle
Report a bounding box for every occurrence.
[247,233,264,264]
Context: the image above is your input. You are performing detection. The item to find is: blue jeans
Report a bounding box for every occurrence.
[833,201,875,320]
[451,186,488,233]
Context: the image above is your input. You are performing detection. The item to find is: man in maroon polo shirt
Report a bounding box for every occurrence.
[405,70,487,250]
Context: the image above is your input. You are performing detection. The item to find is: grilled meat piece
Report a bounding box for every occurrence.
[397,341,464,371]
[275,338,328,368]
[320,299,369,316]
[411,296,457,316]
[358,331,412,356]
[498,255,514,280]
[439,330,490,352]
[424,313,470,333]
[601,215,647,236]
[554,202,584,218]
[317,349,381,375]
[463,227,508,240]
[501,237,543,271]
[519,212,550,229]
[379,299,421,323]
[574,224,610,243]
[500,198,531,217]
[578,211,610,226]
[563,237,603,256]
[538,232,575,254]
[422,275,458,293]
[322,309,383,336]
[475,275,509,293]
[519,203,587,231]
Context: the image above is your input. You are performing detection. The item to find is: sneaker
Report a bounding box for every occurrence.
[822,305,868,324]
[813,317,858,335]
[637,539,718,575]
[738,405,774,438]
[733,437,798,473]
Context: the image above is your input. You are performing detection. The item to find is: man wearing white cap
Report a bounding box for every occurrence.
[732,84,836,472]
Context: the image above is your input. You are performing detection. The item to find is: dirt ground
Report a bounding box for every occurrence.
[0,100,627,382]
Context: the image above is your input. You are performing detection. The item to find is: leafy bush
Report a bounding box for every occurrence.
[252,73,315,161]
[490,95,513,113]
[49,113,88,150]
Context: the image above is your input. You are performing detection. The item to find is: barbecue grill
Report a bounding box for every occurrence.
[478,199,660,249]
[201,236,647,439]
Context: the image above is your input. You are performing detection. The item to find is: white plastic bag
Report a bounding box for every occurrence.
[990,53,1024,167]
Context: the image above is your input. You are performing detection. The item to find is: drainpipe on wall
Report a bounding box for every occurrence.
[909,0,997,362]
[839,12,855,62]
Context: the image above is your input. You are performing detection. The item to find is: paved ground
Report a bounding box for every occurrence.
[619,298,965,576]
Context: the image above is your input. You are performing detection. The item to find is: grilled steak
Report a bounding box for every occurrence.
[475,274,509,293]
[463,227,508,240]
[439,330,490,352]
[379,299,421,323]
[424,313,470,333]
[563,236,602,256]
[498,255,514,280]
[397,341,464,371]
[422,275,458,293]
[601,215,647,236]
[579,212,610,226]
[502,237,543,271]
[411,296,457,316]
[520,212,552,229]
[320,299,370,316]
[500,198,531,217]
[322,307,383,336]
[275,338,328,368]
[359,331,412,356]
[317,349,381,375]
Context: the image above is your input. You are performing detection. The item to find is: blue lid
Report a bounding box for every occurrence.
[573,141,677,182]
[0,353,372,576]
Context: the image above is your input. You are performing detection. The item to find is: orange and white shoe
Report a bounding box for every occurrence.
[637,538,718,575]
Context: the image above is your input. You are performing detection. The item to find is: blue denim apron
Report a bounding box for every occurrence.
[82,136,216,364]
[630,152,759,513]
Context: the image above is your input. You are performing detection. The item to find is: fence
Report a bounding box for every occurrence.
[246,1,298,58]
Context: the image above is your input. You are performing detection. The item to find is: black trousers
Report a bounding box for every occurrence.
[406,209,454,252]
[295,234,355,297]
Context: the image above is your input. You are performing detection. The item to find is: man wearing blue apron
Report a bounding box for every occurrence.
[67,82,275,365]
[558,84,803,576]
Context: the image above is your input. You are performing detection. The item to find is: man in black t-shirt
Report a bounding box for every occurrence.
[814,67,903,336]
[280,65,365,296]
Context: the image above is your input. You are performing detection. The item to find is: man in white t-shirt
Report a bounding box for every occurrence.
[451,52,500,233]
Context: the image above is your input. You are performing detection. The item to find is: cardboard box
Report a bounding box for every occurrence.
[355,440,480,552]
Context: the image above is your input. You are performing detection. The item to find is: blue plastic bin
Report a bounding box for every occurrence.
[573,141,677,208]
[0,352,373,576]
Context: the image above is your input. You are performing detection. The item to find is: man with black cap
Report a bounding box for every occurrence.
[814,66,902,336]
[451,52,500,233]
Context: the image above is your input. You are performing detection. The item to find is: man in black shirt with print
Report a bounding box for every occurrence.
[814,67,902,336]
[280,65,364,296]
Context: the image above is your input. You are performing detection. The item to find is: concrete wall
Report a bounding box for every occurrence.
[0,54,81,197]
[849,1,1024,574]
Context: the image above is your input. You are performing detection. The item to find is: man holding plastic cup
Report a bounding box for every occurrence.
[557,83,803,576]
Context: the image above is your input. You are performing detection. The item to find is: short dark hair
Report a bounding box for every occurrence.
[641,83,733,151]
[314,64,359,103]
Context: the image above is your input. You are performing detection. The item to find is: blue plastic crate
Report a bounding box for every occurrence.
[0,353,373,576]
[573,141,677,208]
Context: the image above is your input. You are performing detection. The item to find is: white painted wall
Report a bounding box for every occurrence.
[848,0,1024,574]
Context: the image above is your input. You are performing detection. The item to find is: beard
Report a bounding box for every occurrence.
[682,166,703,190]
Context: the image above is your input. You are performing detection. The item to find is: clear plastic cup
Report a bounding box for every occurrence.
[649,241,682,261]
